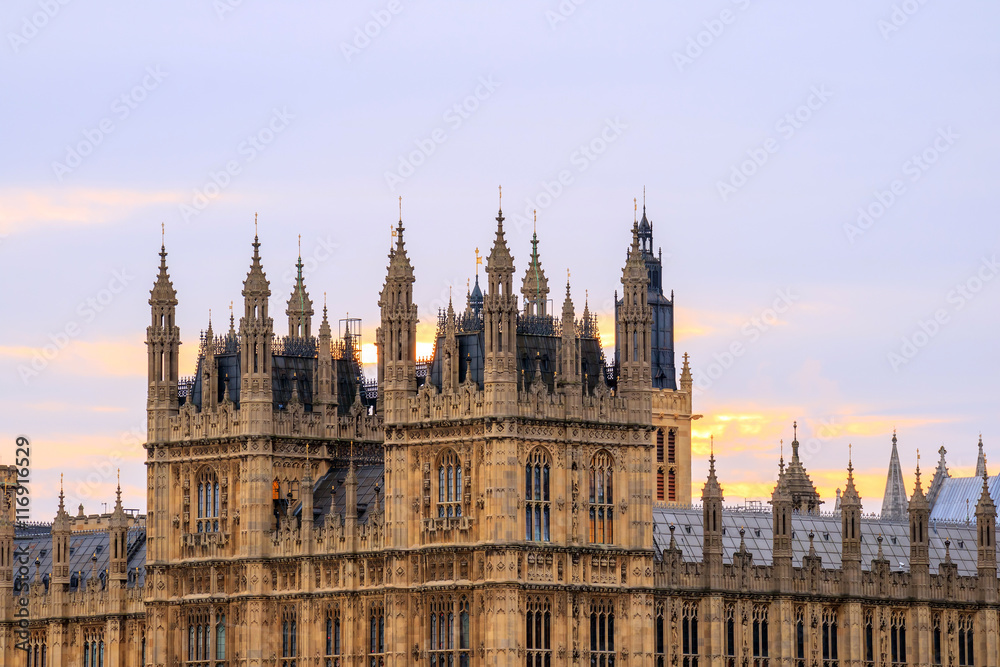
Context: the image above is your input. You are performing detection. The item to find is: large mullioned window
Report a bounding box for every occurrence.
[589,451,614,544]
[438,450,463,518]
[590,599,615,667]
[429,595,470,667]
[197,468,221,533]
[281,607,297,667]
[526,596,551,667]
[751,604,769,667]
[681,601,699,667]
[958,613,975,666]
[821,608,838,667]
[369,602,385,667]
[889,610,907,666]
[325,608,342,667]
[526,448,550,542]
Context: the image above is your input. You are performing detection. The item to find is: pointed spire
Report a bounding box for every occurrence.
[242,217,270,299]
[783,421,823,514]
[286,236,314,338]
[679,351,692,392]
[486,187,514,273]
[881,429,909,521]
[703,435,722,497]
[521,211,549,316]
[927,445,950,508]
[976,434,987,478]
[150,225,177,303]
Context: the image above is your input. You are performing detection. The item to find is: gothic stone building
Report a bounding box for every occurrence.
[1,200,999,667]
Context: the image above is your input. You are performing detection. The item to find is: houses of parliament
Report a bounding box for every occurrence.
[1,195,999,667]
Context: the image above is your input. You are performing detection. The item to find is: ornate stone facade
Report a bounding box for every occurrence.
[1,201,998,667]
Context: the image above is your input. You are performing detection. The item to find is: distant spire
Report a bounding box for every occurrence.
[880,430,909,521]
[976,434,987,478]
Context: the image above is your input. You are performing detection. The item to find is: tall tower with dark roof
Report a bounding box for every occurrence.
[239,228,274,431]
[146,237,180,442]
[377,214,417,424]
[483,197,518,410]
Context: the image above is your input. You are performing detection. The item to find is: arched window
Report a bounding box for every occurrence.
[656,428,664,462]
[655,602,666,667]
[589,451,614,544]
[429,595,470,667]
[215,611,226,665]
[890,610,907,666]
[369,603,385,666]
[725,602,736,666]
[326,607,342,667]
[958,613,974,666]
[281,606,297,667]
[197,468,221,533]
[668,469,676,502]
[656,467,664,501]
[752,604,769,666]
[526,596,551,666]
[667,428,676,463]
[437,450,463,518]
[590,599,615,667]
[526,448,551,542]
[821,608,838,667]
[681,601,698,667]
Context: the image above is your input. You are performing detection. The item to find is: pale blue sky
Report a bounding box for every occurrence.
[1,1,998,517]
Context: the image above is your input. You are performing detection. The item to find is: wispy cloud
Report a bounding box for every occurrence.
[0,187,179,234]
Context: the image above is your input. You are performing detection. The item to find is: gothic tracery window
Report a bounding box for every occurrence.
[526,448,551,542]
[369,602,385,667]
[681,600,699,667]
[186,610,211,667]
[196,468,221,533]
[589,451,614,544]
[282,606,297,667]
[821,608,838,667]
[526,596,551,667]
[958,613,974,666]
[932,612,942,666]
[889,610,907,666]
[724,603,736,667]
[437,450,463,518]
[794,606,805,667]
[863,609,874,667]
[751,603,769,667]
[325,607,342,667]
[655,602,666,667]
[429,595,470,667]
[590,598,615,667]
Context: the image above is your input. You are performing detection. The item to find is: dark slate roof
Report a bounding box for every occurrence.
[303,463,385,526]
[930,474,1000,523]
[183,334,372,414]
[13,524,147,593]
[653,506,983,576]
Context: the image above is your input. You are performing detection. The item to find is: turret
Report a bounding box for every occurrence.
[51,478,71,594]
[200,315,217,412]
[315,298,337,414]
[908,452,930,594]
[483,189,518,410]
[146,232,180,441]
[616,210,653,418]
[239,223,274,430]
[520,216,549,317]
[345,456,359,548]
[286,238,314,338]
[442,296,459,393]
[976,435,987,478]
[840,448,862,595]
[377,205,418,423]
[769,449,792,588]
[701,439,723,587]
[927,445,950,509]
[975,464,997,602]
[560,279,579,386]
[300,451,314,553]
[108,473,128,593]
[0,484,13,613]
